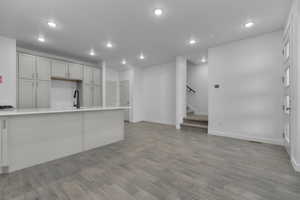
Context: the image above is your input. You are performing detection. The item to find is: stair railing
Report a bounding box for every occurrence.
[186,85,196,94]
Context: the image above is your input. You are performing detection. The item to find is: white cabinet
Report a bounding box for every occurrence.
[82,66,102,107]
[52,61,83,80]
[36,57,51,81]
[83,84,93,107]
[83,66,94,84]
[18,79,36,108]
[51,60,68,78]
[36,81,50,108]
[68,63,83,80]
[83,84,102,107]
[93,85,102,106]
[18,79,50,108]
[84,66,101,84]
[93,68,101,85]
[18,53,35,79]
[0,119,8,170]
[18,53,51,109]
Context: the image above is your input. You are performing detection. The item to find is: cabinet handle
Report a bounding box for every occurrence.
[36,73,38,80]
[32,73,34,79]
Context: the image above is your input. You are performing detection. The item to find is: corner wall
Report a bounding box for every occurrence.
[0,36,16,107]
[208,31,284,145]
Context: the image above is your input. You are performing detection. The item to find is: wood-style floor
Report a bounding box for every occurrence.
[1,122,300,200]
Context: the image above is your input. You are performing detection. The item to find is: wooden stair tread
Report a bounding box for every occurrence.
[181,122,208,129]
[185,115,208,122]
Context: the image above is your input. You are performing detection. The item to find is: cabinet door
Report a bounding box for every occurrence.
[18,79,36,108]
[83,66,93,84]
[36,80,50,108]
[83,84,93,107]
[18,53,36,79]
[106,81,117,107]
[36,57,51,81]
[93,68,101,85]
[51,60,67,78]
[93,85,102,106]
[68,63,83,80]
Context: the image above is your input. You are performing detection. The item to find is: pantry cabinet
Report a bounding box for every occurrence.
[84,66,101,85]
[18,53,102,109]
[36,57,51,81]
[36,80,50,108]
[18,53,35,79]
[18,53,51,109]
[18,79,36,108]
[83,84,102,107]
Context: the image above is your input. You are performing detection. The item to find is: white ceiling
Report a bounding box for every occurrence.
[0,0,291,68]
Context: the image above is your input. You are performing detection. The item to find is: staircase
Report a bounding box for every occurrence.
[181,114,208,132]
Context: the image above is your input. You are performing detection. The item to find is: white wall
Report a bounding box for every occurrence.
[0,36,16,107]
[142,62,176,125]
[119,69,134,121]
[176,57,187,129]
[51,80,77,108]
[187,62,208,115]
[208,31,284,145]
[132,67,144,122]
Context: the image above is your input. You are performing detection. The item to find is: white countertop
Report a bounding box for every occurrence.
[0,106,130,117]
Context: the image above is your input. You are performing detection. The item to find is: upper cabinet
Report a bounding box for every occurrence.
[84,66,101,85]
[36,57,51,81]
[68,63,83,80]
[83,66,94,84]
[18,53,35,79]
[51,60,68,78]
[52,60,83,80]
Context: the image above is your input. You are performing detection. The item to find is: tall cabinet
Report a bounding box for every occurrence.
[18,54,51,108]
[83,66,102,107]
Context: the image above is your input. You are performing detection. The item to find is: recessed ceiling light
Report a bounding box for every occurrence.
[90,50,95,56]
[47,21,56,28]
[139,53,145,60]
[154,8,163,16]
[121,59,127,65]
[189,39,197,45]
[244,21,254,28]
[201,57,206,63]
[106,42,113,48]
[38,36,45,42]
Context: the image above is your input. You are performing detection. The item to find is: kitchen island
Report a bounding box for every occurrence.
[0,107,129,174]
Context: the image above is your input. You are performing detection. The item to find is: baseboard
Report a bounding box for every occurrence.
[208,129,284,146]
[291,157,300,172]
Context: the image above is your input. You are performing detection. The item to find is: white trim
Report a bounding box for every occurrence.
[17,47,98,67]
[291,157,300,172]
[208,128,284,146]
